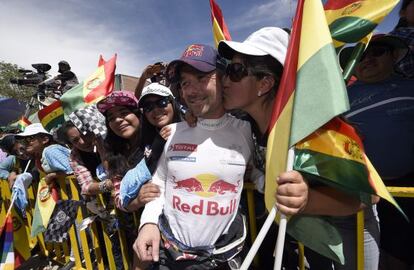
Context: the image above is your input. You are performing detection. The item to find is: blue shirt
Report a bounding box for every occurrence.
[345,76,414,179]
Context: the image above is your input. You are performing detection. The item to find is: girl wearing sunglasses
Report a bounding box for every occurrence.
[138,82,181,144]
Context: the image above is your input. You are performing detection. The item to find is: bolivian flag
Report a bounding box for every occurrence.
[61,54,117,117]
[324,0,399,48]
[17,116,31,132]
[31,179,59,237]
[295,117,403,215]
[11,209,32,267]
[265,0,349,263]
[38,100,65,132]
[209,0,231,47]
[0,214,14,270]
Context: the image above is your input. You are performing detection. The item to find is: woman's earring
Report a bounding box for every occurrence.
[257,91,262,97]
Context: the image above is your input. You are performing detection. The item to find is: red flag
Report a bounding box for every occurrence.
[209,0,231,47]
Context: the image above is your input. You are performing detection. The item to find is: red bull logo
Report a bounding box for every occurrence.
[173,177,204,192]
[208,179,240,195]
[172,174,240,216]
[182,44,204,58]
[173,196,237,216]
[173,174,241,197]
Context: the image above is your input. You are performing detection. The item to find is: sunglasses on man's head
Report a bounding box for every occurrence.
[224,63,250,82]
[140,97,171,113]
[361,46,390,61]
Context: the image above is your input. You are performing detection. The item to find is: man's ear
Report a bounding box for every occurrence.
[257,76,275,96]
[41,135,50,145]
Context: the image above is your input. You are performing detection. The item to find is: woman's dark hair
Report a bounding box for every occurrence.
[56,121,76,145]
[140,96,181,148]
[103,106,142,177]
[241,54,284,103]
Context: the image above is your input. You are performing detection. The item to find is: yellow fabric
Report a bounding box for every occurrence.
[212,17,226,48]
[295,129,365,164]
[36,178,56,228]
[265,94,294,211]
[298,0,331,69]
[82,65,106,104]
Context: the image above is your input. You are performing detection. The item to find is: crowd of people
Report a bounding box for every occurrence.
[1,1,413,269]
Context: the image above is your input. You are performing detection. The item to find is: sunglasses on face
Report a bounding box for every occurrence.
[22,135,39,143]
[361,46,390,61]
[224,63,250,82]
[140,97,171,113]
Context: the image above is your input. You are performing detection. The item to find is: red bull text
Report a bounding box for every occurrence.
[172,196,237,216]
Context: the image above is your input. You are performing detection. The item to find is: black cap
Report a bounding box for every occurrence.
[0,134,16,154]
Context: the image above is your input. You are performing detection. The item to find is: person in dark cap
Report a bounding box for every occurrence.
[54,60,79,94]
[341,34,414,270]
[0,134,31,187]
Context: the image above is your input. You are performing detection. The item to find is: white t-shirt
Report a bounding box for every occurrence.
[140,114,259,247]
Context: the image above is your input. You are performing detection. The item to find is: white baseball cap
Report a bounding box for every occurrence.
[218,27,289,66]
[16,123,50,137]
[139,83,174,105]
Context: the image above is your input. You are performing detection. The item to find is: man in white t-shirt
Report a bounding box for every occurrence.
[133,44,308,269]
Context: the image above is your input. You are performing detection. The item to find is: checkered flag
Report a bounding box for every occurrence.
[68,105,107,139]
[44,200,81,243]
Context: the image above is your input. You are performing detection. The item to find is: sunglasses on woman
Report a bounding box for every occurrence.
[224,63,250,82]
[140,97,171,113]
[361,46,390,61]
[21,135,39,143]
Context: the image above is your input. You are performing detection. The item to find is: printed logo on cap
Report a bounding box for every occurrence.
[182,44,204,58]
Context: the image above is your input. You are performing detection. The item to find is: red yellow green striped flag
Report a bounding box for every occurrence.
[209,0,232,47]
[324,0,399,48]
[17,116,31,132]
[265,0,350,262]
[295,117,403,214]
[31,179,59,237]
[38,100,65,132]
[61,54,117,117]
[265,0,349,211]
[0,214,14,270]
[11,209,32,267]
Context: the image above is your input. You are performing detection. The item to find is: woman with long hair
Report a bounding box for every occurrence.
[97,90,161,211]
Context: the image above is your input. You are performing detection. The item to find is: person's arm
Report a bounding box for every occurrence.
[125,182,160,212]
[69,150,106,196]
[133,136,171,262]
[275,170,361,216]
[0,155,17,179]
[134,223,160,262]
[134,64,165,98]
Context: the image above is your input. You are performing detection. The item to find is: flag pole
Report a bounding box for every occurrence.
[240,147,295,270]
[6,160,31,216]
[273,147,295,270]
[240,205,278,270]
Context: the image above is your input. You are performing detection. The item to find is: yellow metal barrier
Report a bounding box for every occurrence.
[356,210,364,270]
[10,173,411,269]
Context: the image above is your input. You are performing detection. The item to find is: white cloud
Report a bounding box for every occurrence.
[230,0,297,32]
[0,1,147,81]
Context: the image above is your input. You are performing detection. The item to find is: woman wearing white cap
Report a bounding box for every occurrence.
[138,82,182,150]
[218,27,364,268]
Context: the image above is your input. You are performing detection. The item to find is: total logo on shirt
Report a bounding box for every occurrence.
[168,143,198,152]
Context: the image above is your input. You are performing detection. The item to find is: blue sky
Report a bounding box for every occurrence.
[0,0,402,81]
